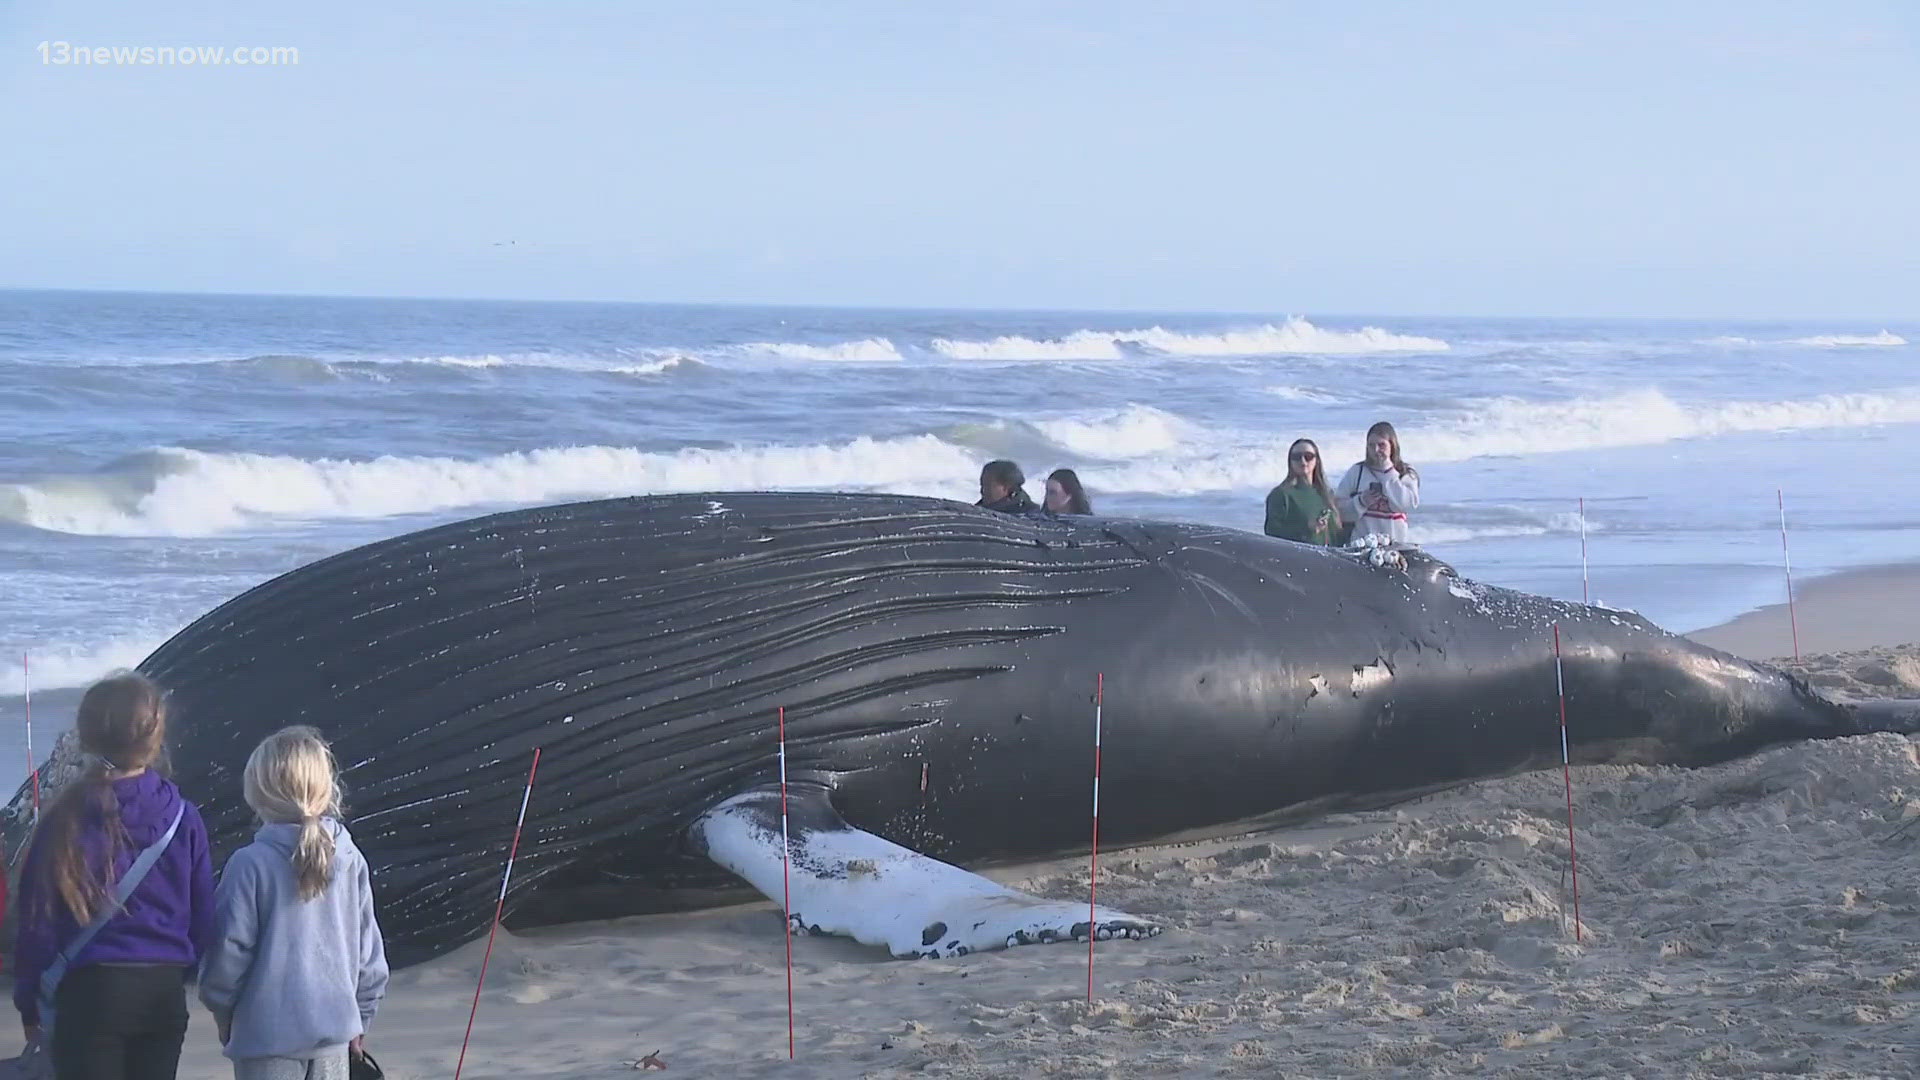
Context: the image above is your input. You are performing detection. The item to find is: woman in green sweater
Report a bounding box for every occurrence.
[1264,438,1343,545]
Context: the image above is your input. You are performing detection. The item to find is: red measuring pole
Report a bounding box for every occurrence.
[454,747,542,1080]
[23,654,38,816]
[1087,672,1104,1002]
[1554,625,1582,943]
[1579,497,1589,605]
[1778,488,1800,662]
[779,706,794,1060]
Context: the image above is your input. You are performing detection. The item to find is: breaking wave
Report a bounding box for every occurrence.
[1265,384,1343,403]
[1409,386,1920,462]
[1,635,173,695]
[1703,331,1907,348]
[0,438,978,537]
[734,338,904,363]
[360,352,702,376]
[930,317,1447,361]
[92,351,702,378]
[1030,405,1195,459]
[8,386,1917,537]
[1086,386,1920,494]
[1793,332,1907,347]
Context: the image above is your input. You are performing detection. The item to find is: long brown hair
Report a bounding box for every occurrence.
[1366,421,1417,478]
[31,672,168,924]
[1283,438,1342,531]
[1046,468,1092,515]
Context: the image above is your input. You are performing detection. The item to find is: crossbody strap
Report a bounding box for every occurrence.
[38,803,186,1007]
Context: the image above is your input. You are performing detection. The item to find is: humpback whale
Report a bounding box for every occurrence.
[5,492,1913,967]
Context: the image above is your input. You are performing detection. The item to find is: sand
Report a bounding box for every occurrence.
[11,567,1920,1078]
[1687,562,1920,662]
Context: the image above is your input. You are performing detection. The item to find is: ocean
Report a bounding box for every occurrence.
[2,289,1916,784]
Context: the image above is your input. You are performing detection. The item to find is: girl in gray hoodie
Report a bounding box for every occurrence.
[198,726,389,1080]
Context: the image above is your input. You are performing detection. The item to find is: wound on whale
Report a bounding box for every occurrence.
[4,492,1914,967]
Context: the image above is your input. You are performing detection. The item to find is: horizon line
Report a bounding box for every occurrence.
[1,283,1913,326]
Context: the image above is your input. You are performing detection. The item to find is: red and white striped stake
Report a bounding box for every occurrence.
[1578,498,1590,605]
[23,654,39,817]
[454,747,542,1080]
[1087,672,1104,1003]
[1553,625,1582,943]
[1778,488,1800,662]
[779,705,794,1060]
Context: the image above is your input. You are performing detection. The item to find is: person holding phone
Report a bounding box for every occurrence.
[1336,421,1420,544]
[1264,439,1340,545]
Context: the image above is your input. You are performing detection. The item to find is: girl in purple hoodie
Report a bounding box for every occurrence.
[12,672,215,1080]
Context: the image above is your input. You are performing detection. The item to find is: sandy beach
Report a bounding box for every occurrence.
[9,565,1919,1079]
[1687,562,1920,666]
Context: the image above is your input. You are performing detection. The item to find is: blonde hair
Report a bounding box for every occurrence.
[243,725,342,901]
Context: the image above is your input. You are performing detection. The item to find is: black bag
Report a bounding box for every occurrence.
[350,1048,384,1080]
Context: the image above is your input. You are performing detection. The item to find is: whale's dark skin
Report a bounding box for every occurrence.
[4,492,1912,966]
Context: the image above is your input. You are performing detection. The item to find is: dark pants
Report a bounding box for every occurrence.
[49,964,189,1080]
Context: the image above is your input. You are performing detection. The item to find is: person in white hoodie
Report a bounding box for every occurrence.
[1335,421,1420,544]
[198,726,388,1080]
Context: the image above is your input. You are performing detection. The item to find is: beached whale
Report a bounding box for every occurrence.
[5,492,1914,967]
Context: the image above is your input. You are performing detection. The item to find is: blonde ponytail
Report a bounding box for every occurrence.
[290,812,336,902]
[243,725,342,901]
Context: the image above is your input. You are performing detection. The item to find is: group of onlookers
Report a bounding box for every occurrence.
[970,421,1419,549]
[4,673,387,1080]
[975,460,1091,516]
[1264,421,1420,546]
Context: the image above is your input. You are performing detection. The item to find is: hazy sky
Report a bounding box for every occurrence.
[3,1,1916,316]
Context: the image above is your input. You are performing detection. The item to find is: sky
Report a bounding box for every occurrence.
[2,1,1917,317]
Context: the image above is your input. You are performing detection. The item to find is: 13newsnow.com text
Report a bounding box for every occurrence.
[36,41,300,66]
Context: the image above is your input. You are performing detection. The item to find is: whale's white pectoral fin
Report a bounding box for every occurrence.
[694,787,1160,958]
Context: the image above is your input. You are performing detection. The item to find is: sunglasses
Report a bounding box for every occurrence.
[1289,451,1316,461]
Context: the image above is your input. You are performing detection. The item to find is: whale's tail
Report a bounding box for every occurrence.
[1845,698,1920,736]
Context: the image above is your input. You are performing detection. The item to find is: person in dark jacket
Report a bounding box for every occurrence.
[13,671,215,1080]
[976,459,1037,515]
[1264,438,1343,545]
